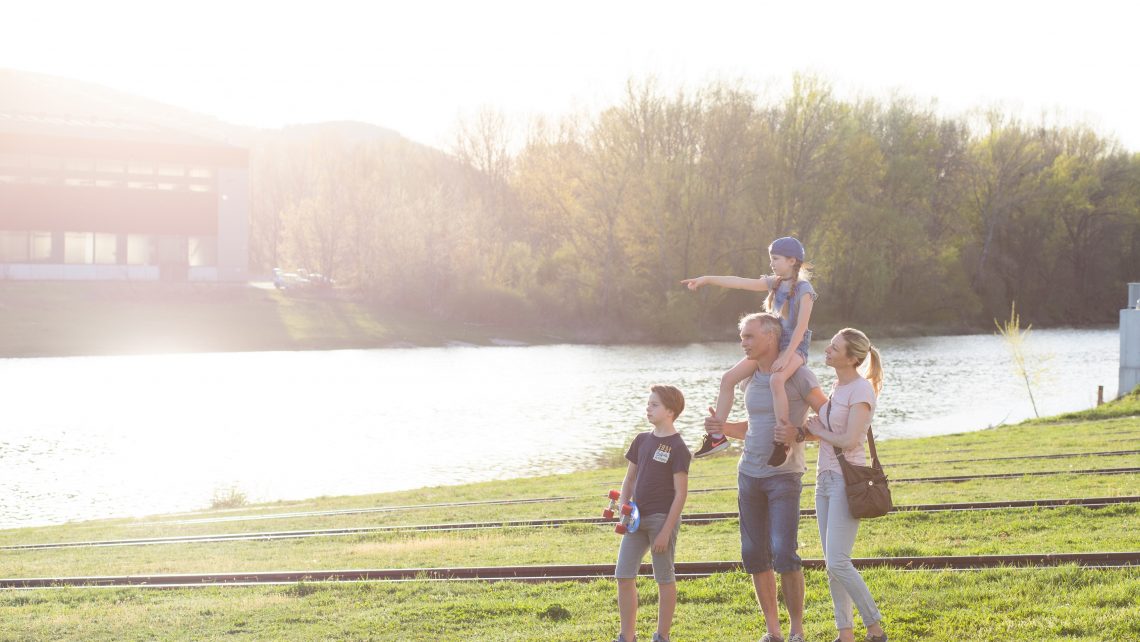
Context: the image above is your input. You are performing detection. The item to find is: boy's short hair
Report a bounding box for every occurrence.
[651,384,685,419]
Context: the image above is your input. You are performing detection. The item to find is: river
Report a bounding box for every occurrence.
[0,328,1119,528]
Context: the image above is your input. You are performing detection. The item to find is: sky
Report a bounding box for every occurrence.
[3,0,1139,150]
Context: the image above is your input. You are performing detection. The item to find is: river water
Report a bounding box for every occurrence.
[0,328,1119,528]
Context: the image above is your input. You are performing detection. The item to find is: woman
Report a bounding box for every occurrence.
[801,328,888,642]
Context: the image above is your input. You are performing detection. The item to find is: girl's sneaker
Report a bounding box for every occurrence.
[694,433,729,458]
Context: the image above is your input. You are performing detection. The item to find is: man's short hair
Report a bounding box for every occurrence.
[651,384,685,419]
[738,312,783,339]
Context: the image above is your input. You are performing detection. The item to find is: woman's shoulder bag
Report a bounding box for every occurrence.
[827,394,892,519]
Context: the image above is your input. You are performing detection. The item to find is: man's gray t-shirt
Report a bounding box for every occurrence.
[739,366,821,479]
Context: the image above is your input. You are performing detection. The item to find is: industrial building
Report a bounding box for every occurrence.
[0,111,248,281]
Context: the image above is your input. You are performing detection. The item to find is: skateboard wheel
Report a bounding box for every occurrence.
[603,509,614,519]
[608,489,621,500]
[615,523,627,534]
[620,504,632,515]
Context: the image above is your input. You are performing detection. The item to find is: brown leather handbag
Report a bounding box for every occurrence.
[827,395,893,519]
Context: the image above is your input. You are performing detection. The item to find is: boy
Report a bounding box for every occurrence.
[612,385,692,642]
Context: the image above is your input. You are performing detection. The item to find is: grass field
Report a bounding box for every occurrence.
[0,395,1137,640]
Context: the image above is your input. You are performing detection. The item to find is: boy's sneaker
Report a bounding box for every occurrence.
[865,634,887,642]
[611,635,633,642]
[758,634,784,642]
[787,634,806,642]
[652,633,669,642]
[694,433,729,458]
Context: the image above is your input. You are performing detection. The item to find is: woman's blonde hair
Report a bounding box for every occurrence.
[839,327,883,395]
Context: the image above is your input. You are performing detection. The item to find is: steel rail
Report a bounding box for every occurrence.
[140,466,1140,527]
[872,448,1139,468]
[8,496,1137,551]
[673,448,1140,482]
[4,552,1137,589]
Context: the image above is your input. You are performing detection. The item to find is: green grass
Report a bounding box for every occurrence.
[0,568,1136,641]
[0,395,1137,640]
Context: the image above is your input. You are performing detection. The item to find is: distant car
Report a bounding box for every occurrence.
[272,267,333,290]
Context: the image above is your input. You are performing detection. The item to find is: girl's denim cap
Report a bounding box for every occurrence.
[769,236,805,262]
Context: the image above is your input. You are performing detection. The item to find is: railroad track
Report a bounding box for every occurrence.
[8,496,1136,551]
[4,552,1137,589]
[864,448,1138,468]
[145,465,1140,526]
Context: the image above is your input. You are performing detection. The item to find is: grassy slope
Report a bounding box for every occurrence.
[1,282,1081,358]
[0,395,1137,640]
[0,282,548,358]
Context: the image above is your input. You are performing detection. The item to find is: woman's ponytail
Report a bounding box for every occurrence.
[840,327,884,395]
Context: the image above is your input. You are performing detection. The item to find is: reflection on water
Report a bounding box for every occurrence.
[0,328,1119,527]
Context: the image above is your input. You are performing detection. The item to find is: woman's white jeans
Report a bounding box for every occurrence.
[815,470,883,629]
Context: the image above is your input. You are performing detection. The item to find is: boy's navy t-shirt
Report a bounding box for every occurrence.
[625,431,692,516]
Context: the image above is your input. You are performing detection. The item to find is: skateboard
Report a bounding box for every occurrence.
[614,500,640,535]
[602,490,640,534]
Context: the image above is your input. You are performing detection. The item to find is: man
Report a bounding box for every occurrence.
[704,312,826,642]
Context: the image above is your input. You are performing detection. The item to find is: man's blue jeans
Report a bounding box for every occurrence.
[738,471,803,573]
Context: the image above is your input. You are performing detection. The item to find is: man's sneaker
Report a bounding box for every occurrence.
[758,634,784,642]
[652,633,669,642]
[787,634,806,642]
[611,635,634,642]
[865,634,887,642]
[694,433,729,458]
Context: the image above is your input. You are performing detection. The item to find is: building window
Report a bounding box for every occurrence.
[0,231,29,262]
[30,232,52,262]
[65,158,94,172]
[157,165,184,177]
[127,163,154,175]
[188,167,212,178]
[96,160,125,173]
[94,233,118,264]
[30,155,62,171]
[64,232,94,264]
[126,234,154,265]
[156,235,187,264]
[188,236,217,267]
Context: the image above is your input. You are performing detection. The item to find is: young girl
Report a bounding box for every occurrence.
[681,236,816,459]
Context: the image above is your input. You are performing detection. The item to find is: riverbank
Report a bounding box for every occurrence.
[0,393,1137,640]
[0,281,558,358]
[0,281,1106,358]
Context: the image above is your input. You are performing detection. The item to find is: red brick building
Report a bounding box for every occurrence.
[0,112,248,281]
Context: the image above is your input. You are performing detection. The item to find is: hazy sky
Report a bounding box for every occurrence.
[4,0,1139,150]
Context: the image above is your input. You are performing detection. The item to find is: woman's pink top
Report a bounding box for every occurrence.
[815,377,877,475]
